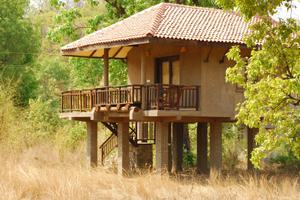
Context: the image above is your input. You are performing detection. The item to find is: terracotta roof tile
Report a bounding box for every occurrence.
[62,3,259,52]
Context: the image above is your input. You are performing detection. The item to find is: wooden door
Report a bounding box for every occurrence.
[155,56,180,85]
[154,56,180,109]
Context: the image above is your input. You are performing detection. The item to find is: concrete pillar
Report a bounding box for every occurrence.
[117,122,130,176]
[210,121,222,174]
[103,48,109,86]
[136,145,153,168]
[172,123,183,173]
[197,122,208,174]
[135,122,153,169]
[247,127,258,170]
[156,122,169,174]
[86,121,98,167]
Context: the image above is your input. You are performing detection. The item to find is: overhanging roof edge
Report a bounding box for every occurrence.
[61,37,151,56]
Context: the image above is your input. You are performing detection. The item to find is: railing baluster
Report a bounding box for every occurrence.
[61,84,200,112]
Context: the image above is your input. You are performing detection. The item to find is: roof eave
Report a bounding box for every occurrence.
[61,37,152,56]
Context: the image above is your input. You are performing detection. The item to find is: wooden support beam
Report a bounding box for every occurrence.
[117,122,130,176]
[247,127,258,171]
[89,50,97,57]
[210,121,222,174]
[197,122,208,174]
[156,122,169,174]
[172,123,183,173]
[112,46,123,58]
[103,48,109,87]
[86,121,98,167]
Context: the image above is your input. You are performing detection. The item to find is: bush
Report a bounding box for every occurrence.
[55,122,86,151]
[183,149,195,168]
[0,86,16,142]
[26,98,61,138]
[222,123,246,169]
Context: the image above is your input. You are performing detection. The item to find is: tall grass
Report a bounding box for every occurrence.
[0,86,299,199]
[0,144,299,200]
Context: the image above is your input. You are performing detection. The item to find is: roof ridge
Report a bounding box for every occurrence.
[160,2,222,12]
[160,2,247,18]
[147,3,167,37]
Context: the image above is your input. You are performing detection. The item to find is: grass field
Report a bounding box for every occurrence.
[0,144,299,200]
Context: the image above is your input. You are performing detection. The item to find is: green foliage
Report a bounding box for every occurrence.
[48,8,82,42]
[26,98,61,138]
[0,1,87,152]
[0,0,40,106]
[183,149,195,168]
[222,124,246,169]
[69,57,103,87]
[270,151,300,168]
[55,122,86,150]
[0,86,16,142]
[217,0,292,20]
[35,57,71,100]
[217,0,300,168]
[109,60,128,85]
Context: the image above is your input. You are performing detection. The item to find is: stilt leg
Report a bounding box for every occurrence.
[197,122,208,174]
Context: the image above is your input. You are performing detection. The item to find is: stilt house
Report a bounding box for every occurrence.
[60,3,259,175]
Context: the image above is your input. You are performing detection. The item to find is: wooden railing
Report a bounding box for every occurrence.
[61,84,200,112]
[99,122,155,164]
[99,133,117,165]
[145,84,199,110]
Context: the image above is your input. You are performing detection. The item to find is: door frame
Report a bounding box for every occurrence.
[155,55,179,84]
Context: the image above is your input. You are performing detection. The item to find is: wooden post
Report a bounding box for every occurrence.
[196,86,200,111]
[156,122,169,174]
[197,122,208,174]
[103,48,109,87]
[210,121,222,174]
[117,122,130,176]
[247,127,258,170]
[86,121,98,167]
[168,124,172,172]
[172,123,183,173]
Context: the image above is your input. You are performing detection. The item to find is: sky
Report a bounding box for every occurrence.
[274,0,300,20]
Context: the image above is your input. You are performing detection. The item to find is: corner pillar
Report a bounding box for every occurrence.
[136,122,153,168]
[103,48,109,87]
[141,50,147,109]
[172,123,183,173]
[86,121,98,167]
[117,122,130,176]
[156,122,169,174]
[197,122,208,174]
[210,121,222,174]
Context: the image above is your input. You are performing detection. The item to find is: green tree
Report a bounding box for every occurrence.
[0,0,40,106]
[217,0,300,167]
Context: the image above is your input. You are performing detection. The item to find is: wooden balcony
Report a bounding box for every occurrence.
[61,84,200,113]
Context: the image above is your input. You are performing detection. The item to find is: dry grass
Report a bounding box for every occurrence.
[0,144,299,200]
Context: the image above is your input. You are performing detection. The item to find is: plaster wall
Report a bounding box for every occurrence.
[127,43,246,118]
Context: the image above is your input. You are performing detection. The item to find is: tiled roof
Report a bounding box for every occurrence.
[61,3,259,52]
